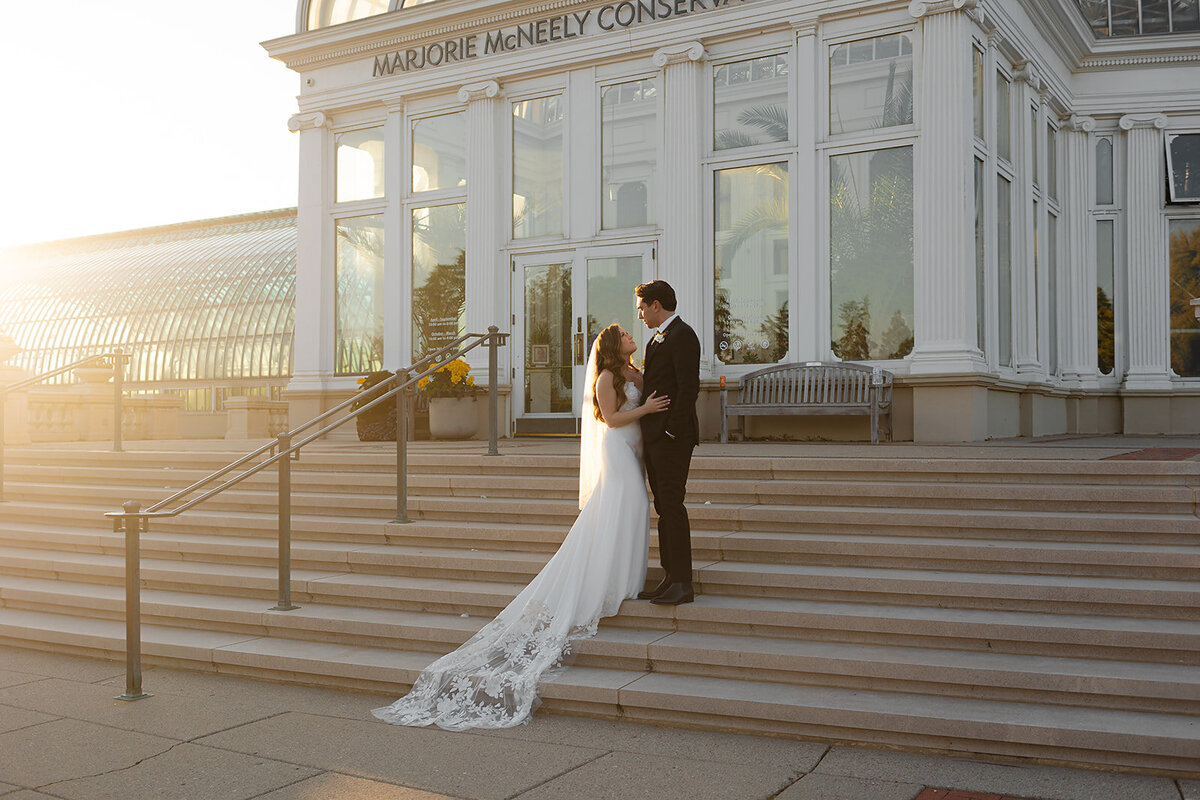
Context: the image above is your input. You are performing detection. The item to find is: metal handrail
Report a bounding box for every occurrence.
[103,327,508,700]
[0,350,131,502]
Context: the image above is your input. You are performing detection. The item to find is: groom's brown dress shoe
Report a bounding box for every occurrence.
[637,576,672,600]
[650,583,694,605]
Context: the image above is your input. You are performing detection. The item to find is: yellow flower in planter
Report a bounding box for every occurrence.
[418,358,481,398]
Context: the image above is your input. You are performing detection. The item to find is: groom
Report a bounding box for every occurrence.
[635,280,700,606]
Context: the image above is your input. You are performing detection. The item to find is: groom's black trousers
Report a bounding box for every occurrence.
[644,436,695,584]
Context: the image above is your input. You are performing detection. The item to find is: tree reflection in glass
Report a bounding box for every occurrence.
[335,215,385,374]
[829,147,914,361]
[411,204,466,359]
[1169,218,1200,376]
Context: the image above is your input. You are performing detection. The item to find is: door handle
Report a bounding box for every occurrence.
[573,332,585,365]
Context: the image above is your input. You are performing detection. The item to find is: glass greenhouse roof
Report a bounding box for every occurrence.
[303,0,437,31]
[0,210,296,392]
[1076,0,1200,36]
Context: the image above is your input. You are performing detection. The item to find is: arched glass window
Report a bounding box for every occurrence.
[303,0,442,31]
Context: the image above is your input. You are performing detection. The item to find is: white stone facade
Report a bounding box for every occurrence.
[267,0,1200,441]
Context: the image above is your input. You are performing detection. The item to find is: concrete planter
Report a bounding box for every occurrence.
[428,396,479,440]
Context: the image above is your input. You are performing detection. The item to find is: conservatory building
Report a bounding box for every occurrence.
[265,0,1200,441]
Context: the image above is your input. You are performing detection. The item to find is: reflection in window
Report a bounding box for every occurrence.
[336,127,385,202]
[715,163,789,364]
[513,96,563,238]
[1167,132,1200,202]
[972,47,984,141]
[998,176,1013,367]
[1169,218,1200,376]
[601,79,657,229]
[1031,107,1039,184]
[1048,213,1058,374]
[1075,0,1200,36]
[1097,220,1116,374]
[714,55,789,150]
[1096,138,1114,205]
[308,0,389,31]
[334,215,384,374]
[830,147,914,361]
[1047,124,1058,201]
[996,73,1011,162]
[587,257,644,353]
[412,204,466,359]
[523,263,572,413]
[829,34,913,136]
[975,158,986,353]
[412,113,466,193]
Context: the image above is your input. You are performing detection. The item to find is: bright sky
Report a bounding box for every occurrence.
[0,1,300,253]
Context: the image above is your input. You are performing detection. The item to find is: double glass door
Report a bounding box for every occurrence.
[513,244,653,430]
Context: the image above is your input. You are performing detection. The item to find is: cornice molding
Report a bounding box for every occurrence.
[652,41,706,68]
[287,111,330,132]
[457,80,502,103]
[1068,114,1097,132]
[1082,52,1200,69]
[790,18,818,37]
[908,0,977,20]
[1118,113,1168,131]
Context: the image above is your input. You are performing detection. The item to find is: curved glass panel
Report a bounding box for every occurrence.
[307,0,390,31]
[0,210,295,407]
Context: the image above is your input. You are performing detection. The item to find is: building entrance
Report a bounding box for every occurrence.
[511,243,654,434]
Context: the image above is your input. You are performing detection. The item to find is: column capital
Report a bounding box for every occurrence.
[1067,114,1096,133]
[457,80,501,103]
[790,18,818,37]
[1012,60,1041,92]
[1118,113,1168,131]
[652,41,706,68]
[908,0,976,19]
[287,111,329,132]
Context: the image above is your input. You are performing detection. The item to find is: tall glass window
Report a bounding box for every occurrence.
[975,158,986,352]
[829,33,913,136]
[412,113,466,193]
[334,215,384,374]
[972,47,984,141]
[1169,218,1200,376]
[830,147,914,361]
[996,73,1012,162]
[336,127,385,202]
[997,177,1013,367]
[1047,123,1058,201]
[512,96,564,239]
[1097,219,1115,375]
[714,55,789,150]
[601,79,658,229]
[1048,213,1058,375]
[715,163,790,364]
[1031,107,1040,185]
[411,204,466,358]
[1096,138,1114,205]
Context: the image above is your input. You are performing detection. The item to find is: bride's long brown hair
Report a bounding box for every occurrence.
[592,323,632,421]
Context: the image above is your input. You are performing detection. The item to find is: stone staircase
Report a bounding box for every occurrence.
[0,444,1198,775]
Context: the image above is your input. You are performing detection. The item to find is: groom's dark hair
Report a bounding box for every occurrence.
[635,280,677,311]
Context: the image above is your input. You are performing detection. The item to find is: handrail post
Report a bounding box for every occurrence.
[394,370,411,524]
[113,349,124,453]
[271,432,298,611]
[116,500,150,701]
[487,327,500,457]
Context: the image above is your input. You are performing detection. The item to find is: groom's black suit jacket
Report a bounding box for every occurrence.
[640,317,701,447]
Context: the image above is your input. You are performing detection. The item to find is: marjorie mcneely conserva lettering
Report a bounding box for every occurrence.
[373,0,752,76]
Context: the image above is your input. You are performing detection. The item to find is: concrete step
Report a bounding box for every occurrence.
[2,521,1197,584]
[0,606,1195,774]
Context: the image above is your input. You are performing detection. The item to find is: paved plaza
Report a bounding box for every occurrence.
[0,647,1194,800]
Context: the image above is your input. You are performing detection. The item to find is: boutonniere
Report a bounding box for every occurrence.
[652,330,667,345]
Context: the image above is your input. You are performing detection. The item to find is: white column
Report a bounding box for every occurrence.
[287,111,333,392]
[791,20,819,361]
[1059,114,1097,387]
[1120,112,1171,390]
[382,101,404,371]
[458,80,504,378]
[653,41,706,326]
[907,0,986,375]
[1011,62,1040,376]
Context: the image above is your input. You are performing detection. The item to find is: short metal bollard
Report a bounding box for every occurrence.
[116,500,150,701]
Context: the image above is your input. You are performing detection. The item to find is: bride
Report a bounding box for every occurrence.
[373,323,669,730]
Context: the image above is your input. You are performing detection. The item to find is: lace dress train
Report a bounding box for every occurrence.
[372,383,648,730]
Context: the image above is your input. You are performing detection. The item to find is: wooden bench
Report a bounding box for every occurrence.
[719,362,893,444]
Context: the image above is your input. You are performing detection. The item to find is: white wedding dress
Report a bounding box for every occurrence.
[372,377,648,730]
